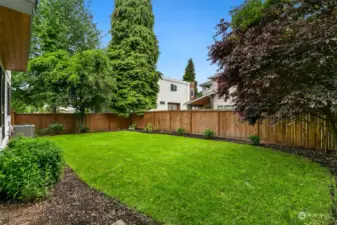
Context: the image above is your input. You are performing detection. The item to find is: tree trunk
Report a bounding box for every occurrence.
[327,118,337,144]
[325,107,337,145]
[51,105,57,113]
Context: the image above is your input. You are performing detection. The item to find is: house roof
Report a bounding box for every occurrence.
[185,91,215,106]
[161,76,190,85]
[207,74,220,80]
[199,81,212,87]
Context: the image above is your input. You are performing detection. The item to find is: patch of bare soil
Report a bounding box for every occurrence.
[0,167,159,225]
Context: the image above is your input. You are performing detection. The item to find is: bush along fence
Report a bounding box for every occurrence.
[11,111,337,151]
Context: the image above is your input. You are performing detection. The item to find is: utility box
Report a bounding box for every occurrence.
[13,125,35,137]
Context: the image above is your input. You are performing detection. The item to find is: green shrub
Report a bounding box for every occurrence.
[128,124,136,130]
[249,135,260,145]
[77,124,90,133]
[177,128,185,135]
[47,123,64,135]
[0,137,64,201]
[144,123,153,133]
[204,129,215,139]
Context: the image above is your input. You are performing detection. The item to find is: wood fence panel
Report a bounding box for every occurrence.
[153,112,170,131]
[219,112,257,140]
[131,114,145,129]
[170,111,191,133]
[191,111,219,135]
[144,112,155,127]
[85,114,110,132]
[54,114,77,133]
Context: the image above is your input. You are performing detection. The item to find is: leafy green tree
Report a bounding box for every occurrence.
[13,0,101,112]
[12,51,70,112]
[108,0,160,116]
[64,50,116,125]
[209,0,337,141]
[31,0,100,56]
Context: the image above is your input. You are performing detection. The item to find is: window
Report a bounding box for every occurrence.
[171,84,177,92]
[160,101,165,105]
[190,89,194,98]
[217,105,224,110]
[168,103,180,111]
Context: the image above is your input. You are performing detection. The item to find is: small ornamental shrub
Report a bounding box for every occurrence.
[204,129,215,139]
[0,137,64,201]
[177,128,185,135]
[144,123,153,133]
[249,135,261,145]
[128,124,136,130]
[47,124,64,135]
[48,124,64,134]
[77,124,90,133]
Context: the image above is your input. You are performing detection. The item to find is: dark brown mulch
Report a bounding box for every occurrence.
[0,167,159,225]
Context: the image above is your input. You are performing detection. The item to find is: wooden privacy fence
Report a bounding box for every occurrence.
[11,113,130,134]
[11,111,337,151]
[131,111,337,151]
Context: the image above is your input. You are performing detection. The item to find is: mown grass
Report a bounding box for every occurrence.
[46,132,335,225]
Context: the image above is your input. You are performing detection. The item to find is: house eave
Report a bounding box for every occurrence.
[0,1,37,71]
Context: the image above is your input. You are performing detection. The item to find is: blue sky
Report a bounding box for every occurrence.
[89,0,243,83]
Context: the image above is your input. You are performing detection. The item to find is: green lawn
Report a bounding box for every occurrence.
[46,132,335,225]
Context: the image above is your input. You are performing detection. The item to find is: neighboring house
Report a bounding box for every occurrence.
[154,76,195,111]
[0,1,37,148]
[185,75,234,110]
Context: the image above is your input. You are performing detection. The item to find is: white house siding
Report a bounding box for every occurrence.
[154,77,191,111]
[0,69,11,149]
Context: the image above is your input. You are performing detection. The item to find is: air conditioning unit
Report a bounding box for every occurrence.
[13,125,35,137]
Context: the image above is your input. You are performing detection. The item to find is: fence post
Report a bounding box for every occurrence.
[190,111,193,134]
[11,110,15,125]
[169,111,172,131]
[217,111,220,137]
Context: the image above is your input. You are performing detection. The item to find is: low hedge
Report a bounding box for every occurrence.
[0,136,64,201]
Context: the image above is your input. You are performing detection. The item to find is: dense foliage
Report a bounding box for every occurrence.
[12,0,101,112]
[209,0,337,141]
[31,0,100,56]
[64,50,116,123]
[0,137,64,201]
[108,0,160,116]
[13,51,70,112]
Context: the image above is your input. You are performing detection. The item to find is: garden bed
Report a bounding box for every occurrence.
[0,167,158,225]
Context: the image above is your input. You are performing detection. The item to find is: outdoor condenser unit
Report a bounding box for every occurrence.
[13,125,35,137]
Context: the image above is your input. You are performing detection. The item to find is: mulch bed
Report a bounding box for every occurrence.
[0,167,159,225]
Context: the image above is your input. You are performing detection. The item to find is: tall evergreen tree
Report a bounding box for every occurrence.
[183,58,196,82]
[183,58,198,96]
[108,0,160,116]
